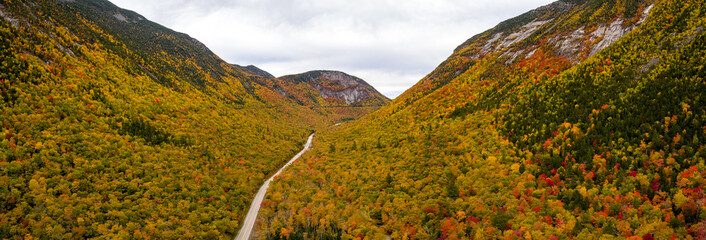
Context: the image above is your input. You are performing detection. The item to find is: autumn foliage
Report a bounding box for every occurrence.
[0,0,377,238]
[258,0,706,239]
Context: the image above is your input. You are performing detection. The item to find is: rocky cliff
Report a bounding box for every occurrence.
[276,70,390,106]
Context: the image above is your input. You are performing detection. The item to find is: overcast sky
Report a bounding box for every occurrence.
[110,0,555,98]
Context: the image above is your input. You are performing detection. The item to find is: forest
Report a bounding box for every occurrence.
[2,0,705,239]
[257,0,706,239]
[0,0,380,238]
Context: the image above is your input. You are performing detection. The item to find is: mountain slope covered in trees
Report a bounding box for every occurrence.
[0,0,386,238]
[259,0,706,239]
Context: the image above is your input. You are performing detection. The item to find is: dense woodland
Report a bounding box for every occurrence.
[0,0,382,238]
[259,0,706,239]
[2,0,705,239]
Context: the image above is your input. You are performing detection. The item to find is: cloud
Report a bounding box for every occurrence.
[110,0,555,98]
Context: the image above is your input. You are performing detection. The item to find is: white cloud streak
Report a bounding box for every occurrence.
[110,0,555,98]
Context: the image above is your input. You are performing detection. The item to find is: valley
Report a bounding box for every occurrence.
[2,0,706,239]
[236,134,314,240]
[256,0,706,239]
[0,0,385,238]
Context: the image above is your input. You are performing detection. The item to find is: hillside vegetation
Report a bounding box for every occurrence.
[259,0,706,239]
[0,0,385,238]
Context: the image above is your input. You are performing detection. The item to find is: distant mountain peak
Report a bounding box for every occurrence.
[292,70,371,87]
[278,70,389,106]
[232,64,275,78]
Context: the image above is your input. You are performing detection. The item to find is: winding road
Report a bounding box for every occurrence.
[234,133,314,240]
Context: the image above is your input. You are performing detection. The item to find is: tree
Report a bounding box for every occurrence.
[446,173,459,198]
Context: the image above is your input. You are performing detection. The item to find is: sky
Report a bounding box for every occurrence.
[110,0,555,98]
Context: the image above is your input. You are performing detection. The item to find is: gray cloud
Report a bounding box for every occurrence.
[111,0,555,98]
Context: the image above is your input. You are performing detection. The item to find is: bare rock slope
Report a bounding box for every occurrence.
[277,70,390,106]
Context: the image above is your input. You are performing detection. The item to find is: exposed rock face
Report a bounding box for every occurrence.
[455,0,575,55]
[318,86,368,105]
[188,37,212,54]
[479,33,503,56]
[316,71,364,88]
[460,1,654,65]
[0,4,20,27]
[279,70,389,105]
[404,0,659,101]
[109,9,143,24]
[112,12,127,22]
[640,57,661,72]
[498,19,553,51]
[314,72,374,105]
[549,4,654,62]
[589,18,631,56]
[470,19,554,61]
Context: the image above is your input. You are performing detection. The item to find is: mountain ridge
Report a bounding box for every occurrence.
[235,64,276,79]
[257,0,706,239]
[4,0,705,239]
[0,0,385,238]
[278,70,390,106]
[399,0,653,106]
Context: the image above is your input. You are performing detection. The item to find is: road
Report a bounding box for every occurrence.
[234,133,314,240]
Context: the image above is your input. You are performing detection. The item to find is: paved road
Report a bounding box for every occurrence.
[234,134,314,240]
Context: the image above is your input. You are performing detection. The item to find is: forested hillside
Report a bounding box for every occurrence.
[0,0,384,238]
[259,0,706,239]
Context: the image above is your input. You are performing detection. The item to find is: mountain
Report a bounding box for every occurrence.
[276,70,390,107]
[0,0,385,238]
[233,64,275,79]
[258,0,706,239]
